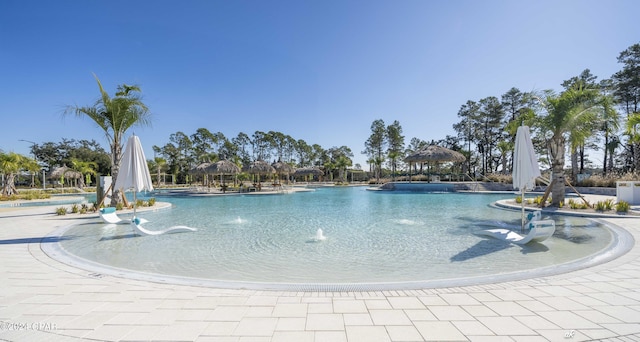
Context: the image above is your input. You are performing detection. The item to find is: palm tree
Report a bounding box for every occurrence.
[535,87,600,206]
[148,157,168,186]
[0,152,27,196]
[334,155,352,183]
[64,74,151,206]
[71,158,97,188]
[22,157,41,188]
[596,94,619,175]
[625,111,640,148]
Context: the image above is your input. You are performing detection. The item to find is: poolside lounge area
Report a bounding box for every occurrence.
[1,194,640,341]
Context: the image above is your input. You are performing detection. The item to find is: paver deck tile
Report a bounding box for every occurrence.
[386,325,424,341]
[345,325,391,342]
[429,305,475,321]
[232,317,278,336]
[414,321,467,341]
[305,313,344,331]
[477,316,536,336]
[271,303,308,317]
[342,313,373,326]
[483,301,534,316]
[275,317,306,331]
[314,331,348,342]
[452,320,495,336]
[369,309,412,325]
[333,299,368,313]
[271,330,314,342]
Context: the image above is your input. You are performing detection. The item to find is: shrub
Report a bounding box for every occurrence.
[55,207,67,215]
[136,199,145,208]
[515,195,522,204]
[533,196,549,205]
[577,172,640,187]
[116,202,124,210]
[70,204,80,213]
[147,197,156,206]
[594,199,614,212]
[616,201,630,213]
[568,199,591,209]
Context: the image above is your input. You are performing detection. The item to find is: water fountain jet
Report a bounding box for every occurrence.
[316,228,326,241]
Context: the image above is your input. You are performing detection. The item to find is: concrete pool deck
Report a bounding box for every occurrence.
[1,195,640,341]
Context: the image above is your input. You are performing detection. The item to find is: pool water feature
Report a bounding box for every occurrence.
[56,187,614,288]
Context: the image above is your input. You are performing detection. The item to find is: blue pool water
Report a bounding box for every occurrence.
[58,187,612,285]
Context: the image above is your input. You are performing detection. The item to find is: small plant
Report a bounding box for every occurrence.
[116,202,124,211]
[55,207,67,215]
[594,199,614,212]
[136,199,145,208]
[616,200,630,213]
[515,195,522,204]
[70,204,79,213]
[568,199,590,209]
[533,196,549,205]
[147,197,156,206]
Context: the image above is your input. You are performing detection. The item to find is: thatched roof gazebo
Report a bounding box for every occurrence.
[205,160,241,192]
[404,145,466,182]
[293,167,324,182]
[207,160,241,175]
[189,162,211,185]
[243,160,275,175]
[272,161,294,184]
[293,167,323,176]
[242,160,275,189]
[50,165,82,187]
[189,162,211,175]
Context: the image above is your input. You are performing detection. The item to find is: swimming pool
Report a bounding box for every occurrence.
[53,186,617,290]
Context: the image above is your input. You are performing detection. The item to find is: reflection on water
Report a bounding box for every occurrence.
[59,188,612,284]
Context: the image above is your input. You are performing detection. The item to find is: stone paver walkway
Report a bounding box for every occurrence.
[1,198,640,341]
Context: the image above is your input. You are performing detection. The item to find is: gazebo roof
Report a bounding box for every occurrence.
[404,145,465,163]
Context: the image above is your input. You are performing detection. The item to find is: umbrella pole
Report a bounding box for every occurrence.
[133,190,137,219]
[521,189,525,233]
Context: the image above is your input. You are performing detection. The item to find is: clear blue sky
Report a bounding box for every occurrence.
[1,0,638,168]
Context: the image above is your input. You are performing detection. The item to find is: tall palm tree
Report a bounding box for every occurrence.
[600,94,620,175]
[334,154,352,183]
[148,157,167,186]
[22,157,41,188]
[64,74,151,206]
[535,87,600,206]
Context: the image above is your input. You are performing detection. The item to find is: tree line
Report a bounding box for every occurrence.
[361,43,640,205]
[151,129,356,184]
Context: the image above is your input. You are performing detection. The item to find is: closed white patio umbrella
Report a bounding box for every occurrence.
[513,126,541,231]
[114,135,153,218]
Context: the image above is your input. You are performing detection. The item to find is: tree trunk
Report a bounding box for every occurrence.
[608,146,615,174]
[634,142,640,172]
[2,173,17,196]
[111,142,123,207]
[579,145,585,174]
[570,151,578,183]
[549,137,566,206]
[603,134,609,175]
